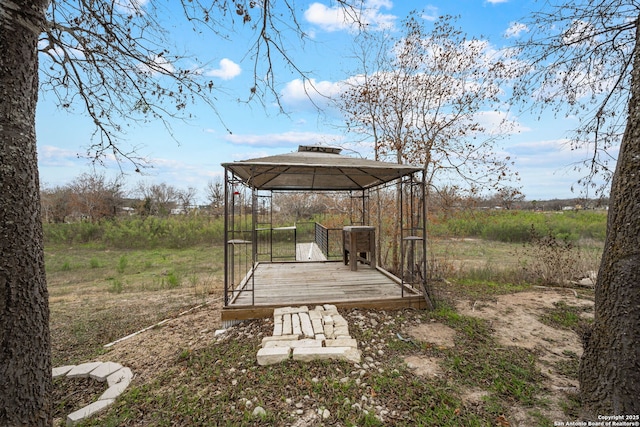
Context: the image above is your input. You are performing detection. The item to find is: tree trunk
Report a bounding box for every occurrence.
[0,1,53,425]
[579,17,640,416]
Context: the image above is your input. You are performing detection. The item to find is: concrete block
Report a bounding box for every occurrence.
[293,347,361,363]
[99,378,131,401]
[107,367,133,387]
[299,312,314,338]
[292,313,302,335]
[263,340,298,348]
[52,365,75,378]
[274,306,308,316]
[323,315,334,325]
[273,307,290,317]
[308,310,322,320]
[315,334,326,341]
[282,313,292,335]
[323,304,338,314]
[66,362,103,378]
[273,319,283,336]
[332,315,348,327]
[334,326,349,337]
[257,347,291,366]
[311,319,324,335]
[290,339,322,348]
[262,334,300,347]
[324,324,335,339]
[66,399,115,426]
[264,339,323,349]
[90,362,123,382]
[325,338,358,348]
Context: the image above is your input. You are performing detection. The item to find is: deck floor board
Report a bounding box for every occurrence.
[227,261,419,307]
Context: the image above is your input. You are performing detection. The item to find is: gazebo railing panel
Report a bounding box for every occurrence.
[225,232,253,306]
[271,226,296,261]
[314,223,343,260]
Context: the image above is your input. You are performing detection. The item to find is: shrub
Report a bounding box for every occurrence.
[517,226,588,286]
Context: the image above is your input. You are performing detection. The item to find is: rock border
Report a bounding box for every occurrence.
[53,361,133,426]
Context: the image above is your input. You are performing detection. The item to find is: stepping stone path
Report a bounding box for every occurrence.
[52,361,133,426]
[257,304,361,366]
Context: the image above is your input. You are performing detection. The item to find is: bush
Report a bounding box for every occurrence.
[44,215,226,249]
[516,226,591,286]
[428,210,606,243]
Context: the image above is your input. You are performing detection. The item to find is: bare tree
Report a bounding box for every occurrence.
[135,182,179,216]
[340,13,519,192]
[205,178,225,214]
[339,12,519,270]
[1,0,364,424]
[492,186,525,210]
[66,172,124,221]
[176,186,197,214]
[40,184,73,223]
[513,1,640,415]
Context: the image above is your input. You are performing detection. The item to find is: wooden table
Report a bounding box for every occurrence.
[343,226,376,271]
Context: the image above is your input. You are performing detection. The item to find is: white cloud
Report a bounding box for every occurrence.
[304,1,396,32]
[205,58,242,80]
[115,0,149,14]
[38,145,81,167]
[475,110,531,136]
[421,5,439,22]
[138,54,175,76]
[504,22,529,38]
[485,0,509,4]
[38,39,85,61]
[224,131,345,147]
[280,78,344,110]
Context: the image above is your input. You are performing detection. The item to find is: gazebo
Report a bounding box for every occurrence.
[221,145,433,325]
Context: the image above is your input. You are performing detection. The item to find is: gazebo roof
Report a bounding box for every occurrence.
[222,145,422,191]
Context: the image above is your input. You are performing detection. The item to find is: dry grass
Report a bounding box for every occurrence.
[47,245,224,365]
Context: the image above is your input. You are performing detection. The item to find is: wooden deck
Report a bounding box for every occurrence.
[221,260,427,323]
[295,242,327,261]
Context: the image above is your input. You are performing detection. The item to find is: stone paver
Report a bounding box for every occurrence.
[52,365,75,378]
[299,312,314,338]
[257,346,291,366]
[258,305,360,365]
[66,361,103,378]
[90,361,123,381]
[99,378,131,401]
[67,399,115,426]
[293,346,361,363]
[107,367,133,387]
[53,361,133,426]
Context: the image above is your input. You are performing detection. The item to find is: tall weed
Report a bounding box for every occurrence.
[428,210,606,243]
[44,216,225,249]
[516,226,594,286]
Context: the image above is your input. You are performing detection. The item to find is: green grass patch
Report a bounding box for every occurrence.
[428,209,607,243]
[47,244,223,365]
[539,301,593,333]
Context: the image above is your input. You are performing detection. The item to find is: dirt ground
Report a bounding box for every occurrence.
[87,287,592,426]
[404,287,593,424]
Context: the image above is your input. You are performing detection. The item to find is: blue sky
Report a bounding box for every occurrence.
[36,0,613,202]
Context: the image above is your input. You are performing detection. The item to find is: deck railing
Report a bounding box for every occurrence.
[314,223,343,259]
[225,222,346,306]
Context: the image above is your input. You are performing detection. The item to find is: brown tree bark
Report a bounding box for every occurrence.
[579,17,640,416]
[0,0,53,425]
